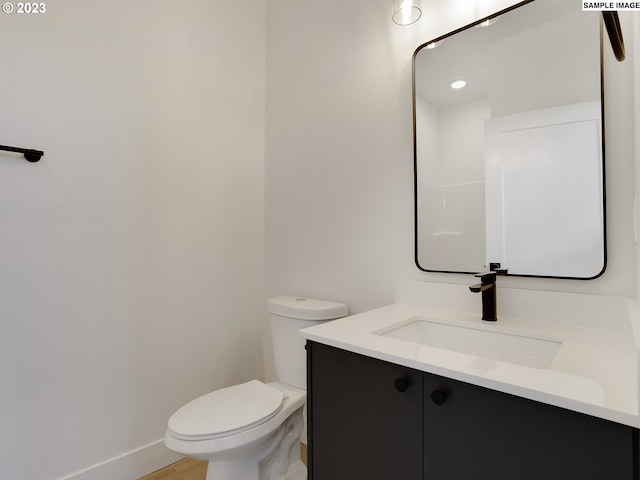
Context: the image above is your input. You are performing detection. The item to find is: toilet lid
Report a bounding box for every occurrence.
[168,380,284,439]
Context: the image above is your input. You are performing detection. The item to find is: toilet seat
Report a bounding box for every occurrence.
[168,380,285,441]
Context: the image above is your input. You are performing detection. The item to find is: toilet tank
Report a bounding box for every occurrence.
[268,296,347,389]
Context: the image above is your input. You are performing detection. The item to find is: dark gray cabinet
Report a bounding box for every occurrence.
[307,341,422,479]
[424,372,636,479]
[307,341,639,480]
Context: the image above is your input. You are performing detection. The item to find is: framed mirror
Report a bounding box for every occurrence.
[413,0,606,279]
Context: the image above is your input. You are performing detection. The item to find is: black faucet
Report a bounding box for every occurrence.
[469,272,497,322]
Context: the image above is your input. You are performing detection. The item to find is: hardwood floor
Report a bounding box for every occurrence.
[139,457,207,480]
[139,444,307,480]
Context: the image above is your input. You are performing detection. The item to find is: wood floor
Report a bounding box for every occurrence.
[139,444,307,480]
[139,457,207,480]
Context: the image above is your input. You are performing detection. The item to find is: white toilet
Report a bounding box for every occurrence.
[164,296,347,480]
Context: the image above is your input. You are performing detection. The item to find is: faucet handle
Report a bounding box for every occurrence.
[474,272,497,285]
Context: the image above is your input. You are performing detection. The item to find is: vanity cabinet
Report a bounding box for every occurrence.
[307,341,638,480]
[424,372,635,479]
[307,341,423,479]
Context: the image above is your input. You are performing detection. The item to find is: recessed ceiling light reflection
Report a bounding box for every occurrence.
[426,40,444,49]
[451,80,466,89]
[477,17,499,27]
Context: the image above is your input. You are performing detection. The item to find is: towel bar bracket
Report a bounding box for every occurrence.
[0,144,44,162]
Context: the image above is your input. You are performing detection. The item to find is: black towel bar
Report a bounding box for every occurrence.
[0,144,44,162]
[602,11,625,62]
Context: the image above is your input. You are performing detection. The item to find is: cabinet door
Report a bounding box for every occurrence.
[424,372,636,479]
[308,342,423,480]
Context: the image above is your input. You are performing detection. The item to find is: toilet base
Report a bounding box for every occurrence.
[204,408,306,480]
[282,460,306,480]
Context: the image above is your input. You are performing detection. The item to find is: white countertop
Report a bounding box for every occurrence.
[300,280,640,428]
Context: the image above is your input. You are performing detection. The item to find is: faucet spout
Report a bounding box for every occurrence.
[469,272,497,322]
[469,283,492,293]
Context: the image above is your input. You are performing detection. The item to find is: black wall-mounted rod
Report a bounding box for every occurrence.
[0,144,44,162]
[602,11,625,62]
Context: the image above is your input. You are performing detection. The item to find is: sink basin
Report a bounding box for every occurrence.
[375,317,562,369]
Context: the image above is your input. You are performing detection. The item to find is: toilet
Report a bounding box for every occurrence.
[164,296,347,480]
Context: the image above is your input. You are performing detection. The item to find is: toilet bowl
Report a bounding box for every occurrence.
[163,296,347,480]
[165,380,306,480]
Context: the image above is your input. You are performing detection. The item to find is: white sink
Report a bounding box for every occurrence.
[375,317,563,369]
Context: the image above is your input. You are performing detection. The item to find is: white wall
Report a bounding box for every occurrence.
[636,14,640,302]
[416,98,487,272]
[634,14,640,303]
[0,1,635,478]
[266,0,415,315]
[489,8,600,116]
[265,0,636,328]
[0,1,266,479]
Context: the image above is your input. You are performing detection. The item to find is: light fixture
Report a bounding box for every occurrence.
[451,80,466,89]
[426,40,444,49]
[392,0,422,26]
[477,16,499,27]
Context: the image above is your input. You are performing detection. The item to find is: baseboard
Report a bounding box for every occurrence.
[56,439,184,480]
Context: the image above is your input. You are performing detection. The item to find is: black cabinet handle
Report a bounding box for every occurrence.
[394,378,409,392]
[431,389,447,405]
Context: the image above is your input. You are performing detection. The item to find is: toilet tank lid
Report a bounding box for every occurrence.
[268,296,347,320]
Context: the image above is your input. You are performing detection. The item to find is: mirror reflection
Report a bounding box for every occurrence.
[414,0,605,278]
